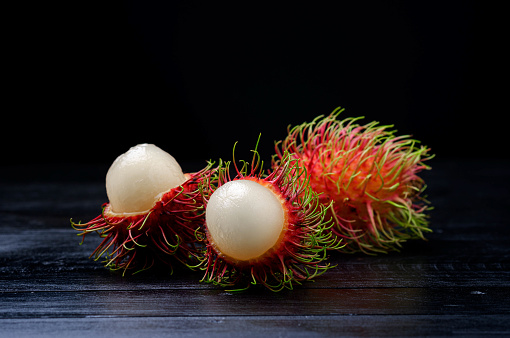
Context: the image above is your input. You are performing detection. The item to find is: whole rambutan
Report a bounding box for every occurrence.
[71,144,210,274]
[273,108,434,254]
[198,140,341,291]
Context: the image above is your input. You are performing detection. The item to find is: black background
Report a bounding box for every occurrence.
[3,1,505,171]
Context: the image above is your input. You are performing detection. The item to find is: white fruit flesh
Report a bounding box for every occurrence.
[205,180,285,262]
[106,144,186,214]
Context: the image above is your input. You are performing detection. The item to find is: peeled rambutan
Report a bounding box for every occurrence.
[71,144,209,274]
[273,108,434,254]
[198,141,341,291]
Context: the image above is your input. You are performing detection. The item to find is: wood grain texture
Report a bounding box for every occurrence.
[1,159,509,337]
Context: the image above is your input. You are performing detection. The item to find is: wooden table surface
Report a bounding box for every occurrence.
[1,159,509,337]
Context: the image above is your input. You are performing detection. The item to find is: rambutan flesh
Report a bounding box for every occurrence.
[71,144,210,274]
[273,108,434,254]
[199,141,341,291]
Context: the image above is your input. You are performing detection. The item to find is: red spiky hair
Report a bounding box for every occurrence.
[273,107,434,254]
[198,141,341,291]
[71,168,210,275]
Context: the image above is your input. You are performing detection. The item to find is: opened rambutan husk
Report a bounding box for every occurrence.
[198,141,342,291]
[72,164,211,275]
[273,107,434,254]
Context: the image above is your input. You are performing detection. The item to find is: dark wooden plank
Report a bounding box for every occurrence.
[2,315,509,337]
[2,287,509,319]
[1,222,509,292]
[2,249,509,292]
[1,160,510,337]
[1,160,509,295]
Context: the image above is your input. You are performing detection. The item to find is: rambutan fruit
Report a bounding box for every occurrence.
[273,107,434,254]
[71,144,209,274]
[198,140,341,291]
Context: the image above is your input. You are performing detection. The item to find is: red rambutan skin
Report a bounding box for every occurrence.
[274,108,434,254]
[72,170,209,274]
[199,147,340,291]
